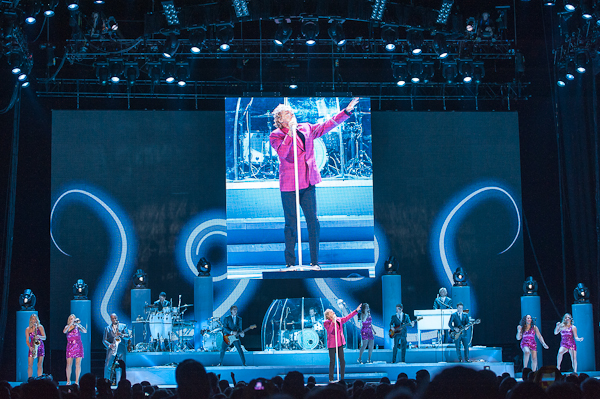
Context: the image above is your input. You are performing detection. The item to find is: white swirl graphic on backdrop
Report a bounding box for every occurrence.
[51,187,135,327]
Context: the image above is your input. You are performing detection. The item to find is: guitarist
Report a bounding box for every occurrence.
[390,304,414,363]
[218,305,246,367]
[448,302,471,362]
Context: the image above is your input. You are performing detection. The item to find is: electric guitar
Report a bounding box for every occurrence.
[450,319,481,340]
[224,324,257,345]
[389,317,423,338]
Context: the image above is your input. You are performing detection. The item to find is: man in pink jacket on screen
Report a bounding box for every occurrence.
[269,97,360,269]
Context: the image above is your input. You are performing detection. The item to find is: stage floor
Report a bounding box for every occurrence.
[125,347,511,385]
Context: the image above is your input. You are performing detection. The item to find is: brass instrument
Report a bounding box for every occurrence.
[32,324,41,358]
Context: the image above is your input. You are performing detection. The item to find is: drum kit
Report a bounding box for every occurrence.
[229,109,372,181]
[199,316,225,352]
[133,302,195,352]
[277,320,326,351]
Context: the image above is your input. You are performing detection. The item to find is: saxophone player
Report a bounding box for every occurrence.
[26,314,46,378]
[102,313,129,382]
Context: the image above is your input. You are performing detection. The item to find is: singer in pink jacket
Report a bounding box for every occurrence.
[269,98,360,268]
[323,303,361,382]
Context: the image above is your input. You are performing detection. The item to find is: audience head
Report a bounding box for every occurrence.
[581,377,600,399]
[21,378,60,399]
[283,371,305,399]
[507,381,547,399]
[546,380,581,399]
[175,359,210,399]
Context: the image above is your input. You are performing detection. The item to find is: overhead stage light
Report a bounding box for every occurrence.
[436,0,454,24]
[96,62,109,85]
[163,61,176,83]
[161,1,180,26]
[564,0,576,11]
[473,61,485,83]
[407,30,424,55]
[67,1,79,11]
[108,59,123,83]
[328,20,346,46]
[133,269,148,288]
[544,0,555,5]
[274,21,292,46]
[19,289,36,310]
[442,61,458,83]
[197,257,212,276]
[381,25,398,51]
[371,0,388,21]
[573,283,589,303]
[433,34,448,58]
[218,24,234,51]
[163,33,179,58]
[523,276,538,296]
[147,62,161,84]
[176,62,189,86]
[392,62,408,86]
[125,62,139,85]
[459,59,473,83]
[21,81,30,88]
[190,27,206,53]
[44,0,58,17]
[453,267,467,286]
[301,19,319,46]
[232,0,250,18]
[566,59,576,80]
[409,59,423,83]
[557,64,567,86]
[107,16,118,31]
[73,279,89,300]
[575,51,587,73]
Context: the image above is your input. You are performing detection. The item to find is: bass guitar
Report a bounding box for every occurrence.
[224,324,257,345]
[450,319,481,340]
[389,317,423,338]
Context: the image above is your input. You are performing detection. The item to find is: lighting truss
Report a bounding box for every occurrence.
[371,0,387,21]
[436,0,454,25]
[161,1,179,26]
[232,0,249,18]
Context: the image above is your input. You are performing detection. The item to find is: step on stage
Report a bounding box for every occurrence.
[126,347,514,385]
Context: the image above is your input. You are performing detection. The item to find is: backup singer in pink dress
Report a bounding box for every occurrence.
[324,303,361,382]
[516,314,548,371]
[358,303,375,364]
[555,313,583,373]
[269,98,360,268]
[26,314,46,378]
[64,314,87,385]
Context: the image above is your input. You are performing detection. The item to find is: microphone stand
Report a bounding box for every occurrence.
[290,119,303,268]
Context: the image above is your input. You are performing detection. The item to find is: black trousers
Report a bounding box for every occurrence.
[328,346,345,381]
[454,331,471,361]
[219,339,245,365]
[281,185,320,265]
[392,334,407,363]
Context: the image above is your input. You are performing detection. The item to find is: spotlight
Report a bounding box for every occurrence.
[459,59,473,83]
[557,64,567,86]
[384,256,399,274]
[422,61,435,83]
[73,279,88,300]
[21,81,30,88]
[189,27,206,53]
[452,267,467,286]
[108,59,123,83]
[133,269,147,288]
[196,257,212,276]
[566,60,575,80]
[25,2,40,24]
[107,16,118,31]
[18,73,27,81]
[564,0,576,11]
[557,79,566,87]
[301,19,319,46]
[392,62,408,86]
[442,61,458,83]
[289,83,298,89]
[544,0,555,4]
[274,21,292,46]
[161,0,180,26]
[26,16,36,24]
[328,20,346,46]
[96,62,109,85]
[408,59,423,83]
[147,62,161,84]
[44,0,58,17]
[433,34,448,58]
[176,62,189,86]
[163,33,179,58]
[407,30,424,55]
[581,1,593,19]
[233,0,250,18]
[162,61,176,83]
[95,0,105,3]
[523,276,538,296]
[12,66,21,74]
[19,289,36,310]
[573,283,589,303]
[436,0,454,24]
[575,51,587,73]
[381,25,398,51]
[473,61,485,83]
[67,0,79,11]
[217,24,234,51]
[466,17,477,33]
[125,62,139,85]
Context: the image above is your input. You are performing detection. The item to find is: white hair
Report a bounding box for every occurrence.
[272,104,294,129]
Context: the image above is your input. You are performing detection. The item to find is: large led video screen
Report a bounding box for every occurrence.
[225,97,374,279]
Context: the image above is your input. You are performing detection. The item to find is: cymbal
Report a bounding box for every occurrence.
[180,304,193,308]
[145,304,158,308]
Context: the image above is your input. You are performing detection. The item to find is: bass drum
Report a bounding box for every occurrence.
[203,331,224,352]
[296,328,320,350]
[313,138,328,172]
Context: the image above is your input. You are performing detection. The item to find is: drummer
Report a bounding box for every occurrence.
[154,292,170,312]
[305,307,325,346]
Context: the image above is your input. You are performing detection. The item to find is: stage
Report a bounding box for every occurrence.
[124,347,513,385]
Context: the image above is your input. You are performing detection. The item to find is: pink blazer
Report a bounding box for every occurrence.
[269,110,351,192]
[323,309,358,348]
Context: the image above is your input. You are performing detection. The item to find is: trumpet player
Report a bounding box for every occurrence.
[64,314,87,385]
[26,314,46,378]
[102,313,129,381]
